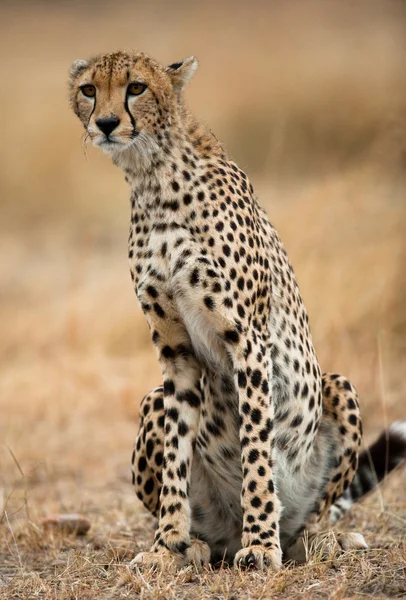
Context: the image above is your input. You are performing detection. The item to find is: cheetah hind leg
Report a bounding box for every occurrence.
[131,387,165,518]
[131,387,210,572]
[285,373,368,564]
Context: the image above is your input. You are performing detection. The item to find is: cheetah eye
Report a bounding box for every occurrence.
[80,84,96,98]
[127,82,147,96]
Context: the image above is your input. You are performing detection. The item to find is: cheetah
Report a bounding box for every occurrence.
[69,51,406,571]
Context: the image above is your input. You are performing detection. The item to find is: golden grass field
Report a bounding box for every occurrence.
[1,1,406,597]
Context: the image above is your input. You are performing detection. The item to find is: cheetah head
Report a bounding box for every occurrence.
[69,51,198,159]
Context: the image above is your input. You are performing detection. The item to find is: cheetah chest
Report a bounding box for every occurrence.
[136,226,233,371]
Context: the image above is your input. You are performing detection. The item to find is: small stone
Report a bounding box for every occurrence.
[50,558,68,567]
[41,513,91,536]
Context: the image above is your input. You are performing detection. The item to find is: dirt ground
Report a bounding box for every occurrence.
[1,1,406,598]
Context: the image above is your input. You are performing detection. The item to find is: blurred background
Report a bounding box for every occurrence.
[1,0,406,518]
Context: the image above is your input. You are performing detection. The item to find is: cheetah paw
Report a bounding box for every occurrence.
[336,532,368,552]
[130,549,175,573]
[130,539,210,573]
[285,530,368,563]
[234,545,282,571]
[185,538,211,568]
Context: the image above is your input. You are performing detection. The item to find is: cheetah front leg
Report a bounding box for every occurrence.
[232,336,282,571]
[172,249,282,571]
[130,285,209,572]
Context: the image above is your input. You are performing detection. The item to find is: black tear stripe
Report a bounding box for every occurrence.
[124,94,137,138]
[87,98,96,128]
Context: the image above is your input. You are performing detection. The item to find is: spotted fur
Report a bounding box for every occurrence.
[69,51,406,571]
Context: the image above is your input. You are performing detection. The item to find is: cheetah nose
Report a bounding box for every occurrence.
[96,116,120,137]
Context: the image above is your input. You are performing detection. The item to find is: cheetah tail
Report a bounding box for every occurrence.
[329,421,406,523]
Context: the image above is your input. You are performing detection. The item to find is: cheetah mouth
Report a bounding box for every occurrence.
[97,137,121,146]
[94,136,127,153]
[95,131,140,150]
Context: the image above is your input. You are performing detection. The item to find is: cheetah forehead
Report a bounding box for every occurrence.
[69,52,163,87]
[69,51,198,92]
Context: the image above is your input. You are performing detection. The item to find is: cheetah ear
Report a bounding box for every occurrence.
[69,59,89,81]
[166,56,198,92]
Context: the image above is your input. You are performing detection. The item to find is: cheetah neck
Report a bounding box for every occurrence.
[114,116,227,222]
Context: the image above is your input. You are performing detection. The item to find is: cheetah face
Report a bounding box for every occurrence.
[69,52,197,158]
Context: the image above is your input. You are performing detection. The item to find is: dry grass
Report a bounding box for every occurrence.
[1,0,406,597]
